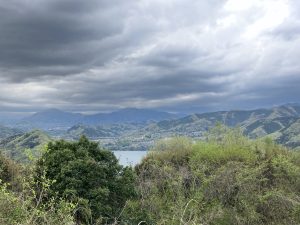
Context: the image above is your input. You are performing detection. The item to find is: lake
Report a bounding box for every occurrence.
[113,151,148,166]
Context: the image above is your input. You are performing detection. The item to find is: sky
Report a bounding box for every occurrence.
[0,0,300,115]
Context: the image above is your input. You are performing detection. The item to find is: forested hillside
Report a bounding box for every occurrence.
[138,104,300,150]
[0,125,22,140]
[0,130,51,162]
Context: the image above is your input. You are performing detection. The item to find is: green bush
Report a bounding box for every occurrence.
[0,172,75,225]
[122,126,300,225]
[36,136,136,224]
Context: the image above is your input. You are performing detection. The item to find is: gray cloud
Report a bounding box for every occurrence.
[0,0,299,114]
[0,0,134,81]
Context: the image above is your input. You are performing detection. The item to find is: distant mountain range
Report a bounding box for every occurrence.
[1,104,300,157]
[62,103,300,150]
[18,108,182,129]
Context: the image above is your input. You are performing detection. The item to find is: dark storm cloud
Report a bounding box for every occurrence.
[0,0,300,113]
[0,0,134,81]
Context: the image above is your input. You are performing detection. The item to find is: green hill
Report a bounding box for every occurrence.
[66,124,112,139]
[65,124,138,139]
[139,104,300,149]
[0,130,52,162]
[0,125,22,140]
[277,119,300,150]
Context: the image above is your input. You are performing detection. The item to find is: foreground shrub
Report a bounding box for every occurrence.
[123,126,300,225]
[0,173,75,225]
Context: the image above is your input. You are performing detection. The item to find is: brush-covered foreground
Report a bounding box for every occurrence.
[0,125,300,224]
[0,153,75,225]
[123,126,300,225]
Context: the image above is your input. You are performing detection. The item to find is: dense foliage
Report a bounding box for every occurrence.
[122,126,300,225]
[36,136,136,224]
[0,152,76,225]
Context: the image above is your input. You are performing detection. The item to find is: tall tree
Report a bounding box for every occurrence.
[36,136,136,224]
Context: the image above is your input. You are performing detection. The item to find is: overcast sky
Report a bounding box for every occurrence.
[0,0,300,115]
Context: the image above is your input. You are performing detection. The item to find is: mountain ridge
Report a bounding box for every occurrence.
[2,103,300,153]
[62,104,300,151]
[19,108,181,129]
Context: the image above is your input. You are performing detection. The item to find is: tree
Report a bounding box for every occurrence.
[36,136,136,224]
[0,152,21,189]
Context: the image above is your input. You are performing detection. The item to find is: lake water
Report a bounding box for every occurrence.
[113,151,148,166]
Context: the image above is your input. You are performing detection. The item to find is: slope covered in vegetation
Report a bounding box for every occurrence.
[138,104,300,149]
[0,130,51,162]
[0,125,22,140]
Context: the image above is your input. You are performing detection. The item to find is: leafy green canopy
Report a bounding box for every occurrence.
[0,150,76,225]
[36,136,136,224]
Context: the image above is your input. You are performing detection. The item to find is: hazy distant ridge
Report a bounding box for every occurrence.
[20,108,181,128]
